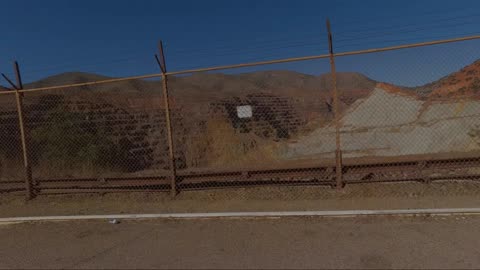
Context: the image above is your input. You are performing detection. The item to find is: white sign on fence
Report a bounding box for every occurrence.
[236,105,252,118]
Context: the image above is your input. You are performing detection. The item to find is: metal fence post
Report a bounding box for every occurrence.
[12,61,34,199]
[156,41,178,197]
[326,19,344,189]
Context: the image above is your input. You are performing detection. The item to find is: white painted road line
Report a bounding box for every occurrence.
[1,208,480,223]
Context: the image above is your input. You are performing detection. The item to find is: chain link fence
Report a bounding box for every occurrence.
[1,36,480,208]
[334,39,480,194]
[169,59,336,191]
[0,93,23,193]
[1,77,172,195]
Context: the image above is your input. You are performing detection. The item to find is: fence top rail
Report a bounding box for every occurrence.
[16,73,164,94]
[334,34,480,58]
[0,90,14,96]
[164,53,331,76]
[164,34,480,75]
[5,34,480,94]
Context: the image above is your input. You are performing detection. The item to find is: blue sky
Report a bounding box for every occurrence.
[2,0,480,86]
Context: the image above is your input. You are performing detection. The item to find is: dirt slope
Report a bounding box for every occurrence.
[415,59,480,98]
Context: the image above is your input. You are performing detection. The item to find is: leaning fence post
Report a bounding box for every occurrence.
[326,19,344,189]
[12,61,34,199]
[155,41,178,197]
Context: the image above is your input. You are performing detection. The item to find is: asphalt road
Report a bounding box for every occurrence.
[1,215,480,269]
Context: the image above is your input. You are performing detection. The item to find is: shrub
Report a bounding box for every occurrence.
[30,110,124,171]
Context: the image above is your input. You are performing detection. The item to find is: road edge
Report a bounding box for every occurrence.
[1,208,480,224]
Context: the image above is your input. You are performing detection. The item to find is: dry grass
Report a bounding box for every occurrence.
[184,116,284,170]
[0,157,23,182]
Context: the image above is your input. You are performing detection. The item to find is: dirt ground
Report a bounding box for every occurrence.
[2,215,480,269]
[1,181,480,217]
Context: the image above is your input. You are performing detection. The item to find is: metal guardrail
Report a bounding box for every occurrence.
[2,152,479,194]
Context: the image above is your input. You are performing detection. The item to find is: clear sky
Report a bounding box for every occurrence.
[2,0,480,86]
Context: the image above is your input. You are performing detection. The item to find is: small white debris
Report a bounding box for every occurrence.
[109,219,120,224]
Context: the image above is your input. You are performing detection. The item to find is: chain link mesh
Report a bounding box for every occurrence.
[1,38,480,212]
[20,77,171,193]
[0,93,24,193]
[169,60,336,191]
[334,39,480,194]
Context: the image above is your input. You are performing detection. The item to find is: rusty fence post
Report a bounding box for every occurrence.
[12,61,34,199]
[155,41,178,197]
[326,19,344,189]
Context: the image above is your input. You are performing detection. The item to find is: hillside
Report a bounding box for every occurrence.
[25,72,113,88]
[284,82,480,161]
[23,70,376,96]
[20,70,378,114]
[282,59,480,161]
[414,59,480,98]
[13,57,480,103]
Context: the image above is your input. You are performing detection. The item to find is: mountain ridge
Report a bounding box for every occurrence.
[17,57,480,104]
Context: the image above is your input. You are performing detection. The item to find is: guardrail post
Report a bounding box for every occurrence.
[326,19,344,189]
[155,41,178,197]
[12,61,34,199]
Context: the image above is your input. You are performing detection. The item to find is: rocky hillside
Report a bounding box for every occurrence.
[24,70,376,101]
[284,82,480,161]
[279,59,480,161]
[414,59,480,98]
[21,70,378,123]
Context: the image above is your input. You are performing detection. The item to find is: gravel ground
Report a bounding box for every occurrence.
[2,215,480,269]
[1,181,480,218]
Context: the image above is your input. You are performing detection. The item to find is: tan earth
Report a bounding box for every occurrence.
[2,181,480,218]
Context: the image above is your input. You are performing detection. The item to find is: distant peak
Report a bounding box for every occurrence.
[44,71,112,80]
[26,72,113,88]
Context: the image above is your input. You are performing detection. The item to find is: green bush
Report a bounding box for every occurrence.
[31,110,124,170]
